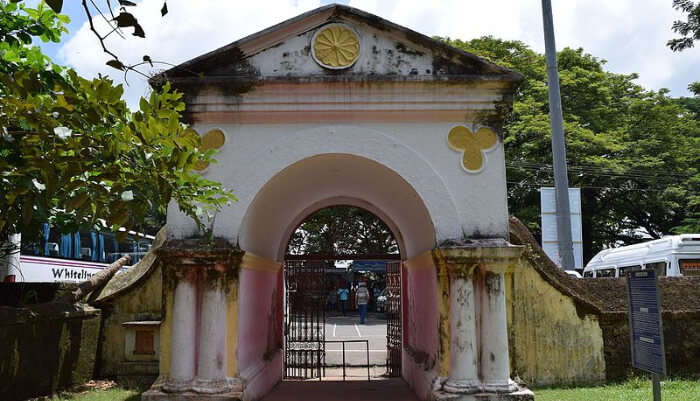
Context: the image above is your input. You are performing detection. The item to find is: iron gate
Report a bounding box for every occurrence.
[284,259,326,379]
[386,260,402,377]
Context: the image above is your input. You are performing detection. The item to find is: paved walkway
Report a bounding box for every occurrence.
[261,379,420,401]
[325,313,387,367]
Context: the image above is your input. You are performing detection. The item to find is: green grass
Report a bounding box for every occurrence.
[47,387,141,401]
[535,377,700,401]
[44,377,700,401]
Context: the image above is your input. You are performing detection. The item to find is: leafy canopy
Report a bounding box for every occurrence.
[0,1,235,245]
[668,0,700,51]
[443,37,699,260]
[287,207,399,256]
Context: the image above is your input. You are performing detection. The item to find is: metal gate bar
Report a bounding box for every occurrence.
[284,259,326,379]
[284,258,402,379]
[325,340,371,381]
[386,261,402,377]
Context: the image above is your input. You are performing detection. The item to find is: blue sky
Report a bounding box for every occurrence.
[35,1,700,108]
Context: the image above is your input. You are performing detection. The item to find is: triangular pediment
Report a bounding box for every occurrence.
[152,4,520,84]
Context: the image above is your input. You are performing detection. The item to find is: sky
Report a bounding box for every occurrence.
[37,0,700,108]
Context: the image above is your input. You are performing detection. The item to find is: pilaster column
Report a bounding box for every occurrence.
[192,258,241,394]
[443,263,479,393]
[162,266,197,392]
[157,241,243,396]
[435,239,523,396]
[480,260,518,392]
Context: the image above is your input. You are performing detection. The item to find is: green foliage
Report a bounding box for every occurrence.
[0,1,235,244]
[443,37,700,260]
[287,206,398,256]
[668,0,700,51]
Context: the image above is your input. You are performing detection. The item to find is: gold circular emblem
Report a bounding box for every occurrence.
[194,129,226,171]
[312,24,360,69]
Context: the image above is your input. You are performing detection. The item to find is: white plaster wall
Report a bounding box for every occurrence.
[248,21,435,77]
[166,123,510,250]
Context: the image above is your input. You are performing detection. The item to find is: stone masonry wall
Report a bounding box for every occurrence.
[0,303,101,401]
[508,217,700,384]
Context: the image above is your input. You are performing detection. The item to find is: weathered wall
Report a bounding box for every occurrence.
[585,278,700,380]
[94,264,162,378]
[508,217,607,386]
[508,216,700,385]
[92,228,166,379]
[238,265,283,401]
[403,251,441,401]
[506,263,606,386]
[0,303,101,401]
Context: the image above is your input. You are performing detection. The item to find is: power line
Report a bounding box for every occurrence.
[506,181,686,192]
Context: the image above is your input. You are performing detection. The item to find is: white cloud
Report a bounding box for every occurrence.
[59,0,323,107]
[348,0,700,96]
[59,0,700,108]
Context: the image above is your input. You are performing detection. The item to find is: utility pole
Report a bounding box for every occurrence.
[541,0,575,269]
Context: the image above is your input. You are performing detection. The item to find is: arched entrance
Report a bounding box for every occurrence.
[236,153,438,399]
[280,205,402,381]
[143,4,532,401]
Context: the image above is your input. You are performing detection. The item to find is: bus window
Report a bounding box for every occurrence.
[619,265,641,277]
[679,260,700,276]
[645,262,667,277]
[598,268,616,278]
[104,233,120,262]
[583,270,594,278]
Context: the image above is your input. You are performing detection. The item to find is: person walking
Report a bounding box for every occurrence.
[356,282,370,324]
[337,285,349,316]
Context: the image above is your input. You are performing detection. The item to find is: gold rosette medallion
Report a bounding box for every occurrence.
[312,24,360,69]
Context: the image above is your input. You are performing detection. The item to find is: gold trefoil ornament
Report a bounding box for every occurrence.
[447,126,498,173]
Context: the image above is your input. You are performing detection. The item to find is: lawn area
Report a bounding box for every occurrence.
[42,380,144,401]
[42,377,700,401]
[535,377,700,401]
[47,387,140,401]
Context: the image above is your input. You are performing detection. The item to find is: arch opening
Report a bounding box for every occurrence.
[238,153,436,261]
[237,153,440,400]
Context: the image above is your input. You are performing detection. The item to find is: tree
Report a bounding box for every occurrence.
[1,1,235,257]
[287,206,398,256]
[668,0,700,51]
[442,37,699,260]
[11,0,170,79]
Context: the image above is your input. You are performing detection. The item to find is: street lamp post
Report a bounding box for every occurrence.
[541,0,575,269]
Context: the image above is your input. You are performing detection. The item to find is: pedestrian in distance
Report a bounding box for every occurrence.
[356,281,370,324]
[337,286,349,316]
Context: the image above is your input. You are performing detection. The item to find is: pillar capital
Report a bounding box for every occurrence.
[158,239,244,283]
[433,238,523,276]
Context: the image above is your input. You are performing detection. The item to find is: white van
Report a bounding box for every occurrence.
[583,234,700,278]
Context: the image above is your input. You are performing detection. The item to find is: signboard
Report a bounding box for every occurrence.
[626,269,666,375]
[540,187,583,268]
[680,259,700,276]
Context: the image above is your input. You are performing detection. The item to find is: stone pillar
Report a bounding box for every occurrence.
[192,262,239,393]
[480,268,516,392]
[435,239,525,398]
[146,241,243,400]
[443,264,479,393]
[162,270,197,392]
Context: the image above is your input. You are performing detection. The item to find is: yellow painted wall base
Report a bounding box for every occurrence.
[506,262,606,386]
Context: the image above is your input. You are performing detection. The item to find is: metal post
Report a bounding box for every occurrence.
[541,0,575,269]
[342,341,346,381]
[365,340,371,381]
[652,374,662,401]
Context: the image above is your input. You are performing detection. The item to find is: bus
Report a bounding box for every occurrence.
[1,224,154,283]
[583,234,700,278]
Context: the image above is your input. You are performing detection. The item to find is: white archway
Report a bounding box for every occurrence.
[191,125,461,250]
[239,153,436,260]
